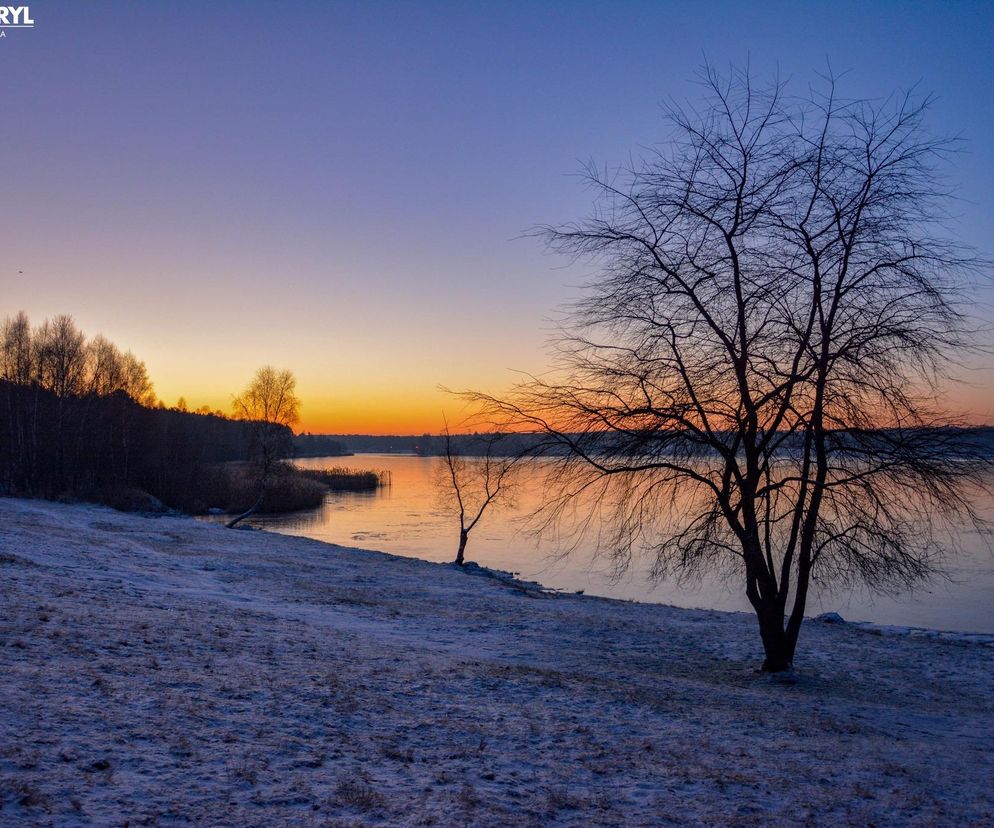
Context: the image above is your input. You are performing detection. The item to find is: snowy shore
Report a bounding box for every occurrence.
[1,498,992,826]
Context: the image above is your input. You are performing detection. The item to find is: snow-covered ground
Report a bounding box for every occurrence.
[1,498,992,826]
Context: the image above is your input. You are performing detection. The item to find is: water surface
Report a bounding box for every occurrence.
[233,453,994,634]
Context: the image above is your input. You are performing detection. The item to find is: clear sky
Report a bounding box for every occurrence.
[2,1,992,432]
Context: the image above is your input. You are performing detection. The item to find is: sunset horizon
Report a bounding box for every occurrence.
[5,3,993,434]
[3,4,993,824]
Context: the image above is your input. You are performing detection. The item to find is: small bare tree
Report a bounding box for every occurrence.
[227,366,300,528]
[437,426,518,566]
[469,66,990,672]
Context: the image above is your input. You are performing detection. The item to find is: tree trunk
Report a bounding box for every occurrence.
[745,548,792,672]
[454,529,468,566]
[784,558,812,666]
[756,603,792,672]
[226,486,266,529]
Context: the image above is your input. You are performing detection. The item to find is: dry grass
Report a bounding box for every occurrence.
[297,467,386,491]
[196,463,326,515]
[333,776,387,811]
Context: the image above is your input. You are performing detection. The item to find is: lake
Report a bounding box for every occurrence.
[228,453,994,634]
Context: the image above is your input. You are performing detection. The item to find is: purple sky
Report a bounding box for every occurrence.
[3,1,992,430]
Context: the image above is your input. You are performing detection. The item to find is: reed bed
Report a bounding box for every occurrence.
[297,466,390,491]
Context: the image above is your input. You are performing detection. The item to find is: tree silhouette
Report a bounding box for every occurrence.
[227,366,300,528]
[436,425,518,566]
[469,66,991,671]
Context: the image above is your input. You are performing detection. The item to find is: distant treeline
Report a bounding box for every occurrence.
[309,434,435,454]
[0,312,287,512]
[305,433,557,457]
[292,434,352,457]
[309,428,994,460]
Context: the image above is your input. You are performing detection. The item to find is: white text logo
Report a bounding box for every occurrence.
[0,6,34,33]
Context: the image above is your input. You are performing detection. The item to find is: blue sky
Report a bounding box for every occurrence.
[2,1,992,429]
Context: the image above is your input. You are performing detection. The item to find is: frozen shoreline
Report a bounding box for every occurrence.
[1,497,992,825]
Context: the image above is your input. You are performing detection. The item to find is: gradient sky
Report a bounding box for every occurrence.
[3,1,993,432]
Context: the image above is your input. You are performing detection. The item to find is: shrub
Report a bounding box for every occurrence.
[194,463,326,515]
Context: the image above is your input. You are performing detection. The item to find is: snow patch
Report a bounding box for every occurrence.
[1,497,992,826]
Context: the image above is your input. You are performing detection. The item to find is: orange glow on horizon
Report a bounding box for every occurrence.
[145,347,994,437]
[152,382,474,437]
[159,385,993,437]
[7,301,991,438]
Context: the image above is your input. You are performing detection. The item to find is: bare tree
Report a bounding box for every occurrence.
[35,315,88,399]
[437,426,518,566]
[120,351,156,406]
[227,366,300,528]
[469,66,990,672]
[1,312,33,385]
[1,312,36,489]
[87,335,125,397]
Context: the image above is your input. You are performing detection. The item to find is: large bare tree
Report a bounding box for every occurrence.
[470,67,990,672]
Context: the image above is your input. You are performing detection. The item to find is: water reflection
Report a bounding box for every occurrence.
[226,453,994,633]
